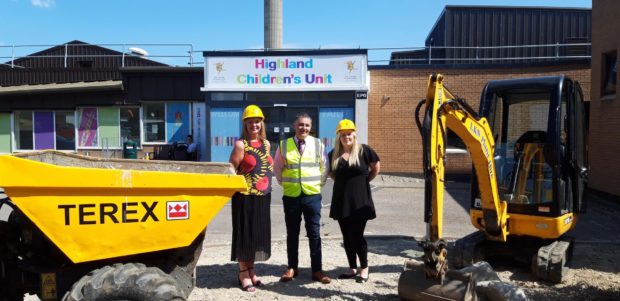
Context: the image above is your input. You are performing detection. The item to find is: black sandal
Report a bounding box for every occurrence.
[238,269,256,292]
[357,269,370,283]
[248,267,264,287]
[337,268,357,279]
[338,273,357,279]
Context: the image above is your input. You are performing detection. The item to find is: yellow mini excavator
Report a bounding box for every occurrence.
[398,74,588,300]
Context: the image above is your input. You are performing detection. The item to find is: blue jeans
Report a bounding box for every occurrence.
[283,193,323,273]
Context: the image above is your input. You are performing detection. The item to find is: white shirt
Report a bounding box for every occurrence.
[187,142,197,154]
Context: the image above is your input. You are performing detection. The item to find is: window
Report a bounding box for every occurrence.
[166,103,190,143]
[489,92,554,204]
[14,111,75,151]
[120,107,141,146]
[98,107,120,149]
[0,113,10,153]
[14,111,33,150]
[55,111,76,150]
[143,103,165,143]
[211,92,244,101]
[602,51,617,96]
[77,108,99,148]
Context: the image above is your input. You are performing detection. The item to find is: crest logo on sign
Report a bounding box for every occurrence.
[167,201,189,220]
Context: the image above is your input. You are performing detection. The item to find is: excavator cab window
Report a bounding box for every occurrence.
[486,89,557,214]
[571,82,588,213]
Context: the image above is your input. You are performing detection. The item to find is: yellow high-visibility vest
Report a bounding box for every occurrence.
[280,137,323,197]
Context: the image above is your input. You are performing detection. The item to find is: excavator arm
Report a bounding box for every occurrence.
[417,74,509,279]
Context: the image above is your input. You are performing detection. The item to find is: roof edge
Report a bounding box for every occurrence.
[0,80,123,95]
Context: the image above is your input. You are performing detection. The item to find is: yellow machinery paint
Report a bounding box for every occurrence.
[0,151,246,263]
[424,74,508,243]
[470,210,577,239]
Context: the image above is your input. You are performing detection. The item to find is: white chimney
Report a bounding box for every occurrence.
[264,0,282,50]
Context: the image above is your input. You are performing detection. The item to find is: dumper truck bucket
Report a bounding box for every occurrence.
[0,151,246,264]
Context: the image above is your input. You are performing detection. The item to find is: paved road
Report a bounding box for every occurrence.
[204,175,620,247]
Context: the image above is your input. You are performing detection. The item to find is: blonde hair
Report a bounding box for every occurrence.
[241,119,267,141]
[331,131,362,170]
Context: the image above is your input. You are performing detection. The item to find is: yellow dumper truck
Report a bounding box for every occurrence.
[0,151,246,301]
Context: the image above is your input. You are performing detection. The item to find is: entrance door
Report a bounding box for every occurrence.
[263,106,318,158]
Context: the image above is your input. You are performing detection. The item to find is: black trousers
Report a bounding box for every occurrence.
[337,217,368,269]
[283,193,323,272]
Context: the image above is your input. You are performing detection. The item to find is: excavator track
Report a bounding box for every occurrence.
[452,231,486,269]
[453,231,574,283]
[532,236,574,283]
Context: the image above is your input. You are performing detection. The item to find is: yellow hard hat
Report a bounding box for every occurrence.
[242,105,264,120]
[336,119,356,133]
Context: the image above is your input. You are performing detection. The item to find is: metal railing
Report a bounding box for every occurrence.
[381,42,591,65]
[0,43,194,68]
[1,42,591,68]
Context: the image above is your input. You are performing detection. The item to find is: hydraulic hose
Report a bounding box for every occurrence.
[414,99,426,137]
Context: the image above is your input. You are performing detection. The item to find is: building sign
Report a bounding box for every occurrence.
[192,103,206,161]
[202,54,368,91]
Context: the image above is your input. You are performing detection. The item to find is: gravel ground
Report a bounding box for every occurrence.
[188,237,411,301]
[188,237,620,301]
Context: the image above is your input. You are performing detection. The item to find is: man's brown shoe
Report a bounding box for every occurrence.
[311,271,332,284]
[279,268,298,282]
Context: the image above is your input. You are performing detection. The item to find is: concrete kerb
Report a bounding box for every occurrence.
[370,174,472,190]
[371,175,425,189]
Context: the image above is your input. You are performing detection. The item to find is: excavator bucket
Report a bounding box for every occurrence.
[398,260,527,301]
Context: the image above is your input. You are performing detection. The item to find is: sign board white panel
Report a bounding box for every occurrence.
[202,54,368,91]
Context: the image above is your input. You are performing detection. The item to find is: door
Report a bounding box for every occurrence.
[569,82,588,213]
[263,106,318,158]
[210,107,243,162]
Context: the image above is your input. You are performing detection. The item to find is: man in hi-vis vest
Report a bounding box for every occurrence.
[274,112,331,284]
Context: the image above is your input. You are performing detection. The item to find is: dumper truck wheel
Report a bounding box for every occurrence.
[62,263,186,301]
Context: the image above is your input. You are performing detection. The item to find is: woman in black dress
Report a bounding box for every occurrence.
[229,105,273,292]
[328,119,380,283]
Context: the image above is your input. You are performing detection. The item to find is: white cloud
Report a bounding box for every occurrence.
[31,0,55,8]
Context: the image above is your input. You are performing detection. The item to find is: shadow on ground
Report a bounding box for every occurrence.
[195,262,401,300]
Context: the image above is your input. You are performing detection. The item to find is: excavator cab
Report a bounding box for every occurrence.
[473,76,588,226]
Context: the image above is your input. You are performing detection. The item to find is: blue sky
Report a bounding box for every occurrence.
[0,0,591,66]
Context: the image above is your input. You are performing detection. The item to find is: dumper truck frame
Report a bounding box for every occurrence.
[0,151,246,301]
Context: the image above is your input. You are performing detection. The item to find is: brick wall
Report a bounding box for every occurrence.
[368,65,591,175]
[590,0,620,197]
